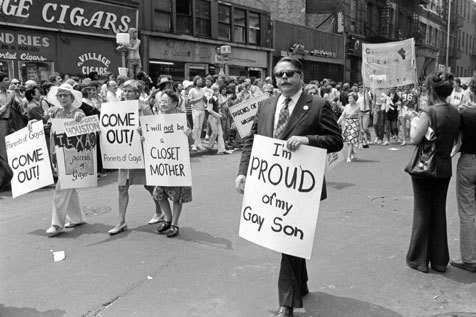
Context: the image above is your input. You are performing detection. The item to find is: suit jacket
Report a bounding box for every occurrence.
[238,91,343,200]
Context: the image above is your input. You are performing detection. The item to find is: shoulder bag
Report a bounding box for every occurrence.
[404,107,437,178]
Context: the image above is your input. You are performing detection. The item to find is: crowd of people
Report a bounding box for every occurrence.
[0,59,475,316]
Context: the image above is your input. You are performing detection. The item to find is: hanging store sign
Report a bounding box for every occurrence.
[0,0,137,37]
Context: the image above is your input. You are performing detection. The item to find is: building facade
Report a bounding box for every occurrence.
[454,0,476,78]
[140,0,273,83]
[0,0,139,82]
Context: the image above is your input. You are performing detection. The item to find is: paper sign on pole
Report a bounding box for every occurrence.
[362,38,416,89]
[141,114,192,186]
[5,121,54,198]
[239,135,327,259]
[229,94,268,138]
[52,119,97,189]
[99,100,144,169]
[63,115,101,137]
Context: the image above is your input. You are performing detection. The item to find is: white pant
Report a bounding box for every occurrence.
[51,181,83,228]
[192,109,205,147]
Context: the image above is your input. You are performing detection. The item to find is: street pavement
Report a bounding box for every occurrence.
[1,142,475,317]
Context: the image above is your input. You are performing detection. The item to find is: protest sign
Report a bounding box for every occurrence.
[141,114,192,186]
[5,121,53,198]
[99,100,144,169]
[52,119,97,189]
[362,38,416,89]
[239,135,326,259]
[229,94,268,138]
[63,115,100,137]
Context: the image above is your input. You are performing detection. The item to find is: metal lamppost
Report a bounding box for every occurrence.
[445,0,452,73]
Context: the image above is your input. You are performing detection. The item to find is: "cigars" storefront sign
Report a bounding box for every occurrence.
[0,0,137,37]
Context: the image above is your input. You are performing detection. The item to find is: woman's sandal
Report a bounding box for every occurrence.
[157,221,171,234]
[166,225,179,238]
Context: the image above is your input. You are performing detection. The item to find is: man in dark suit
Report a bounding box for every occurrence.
[235,57,343,317]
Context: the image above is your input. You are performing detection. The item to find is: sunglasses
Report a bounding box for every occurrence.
[11,82,20,85]
[274,70,301,78]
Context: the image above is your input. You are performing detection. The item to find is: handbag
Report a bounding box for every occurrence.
[0,156,13,190]
[404,107,437,178]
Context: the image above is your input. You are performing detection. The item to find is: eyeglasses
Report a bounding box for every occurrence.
[274,70,301,78]
[56,94,71,98]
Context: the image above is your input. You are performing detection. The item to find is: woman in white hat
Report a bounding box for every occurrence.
[45,83,86,236]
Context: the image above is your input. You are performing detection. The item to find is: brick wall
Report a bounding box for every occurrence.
[265,0,306,26]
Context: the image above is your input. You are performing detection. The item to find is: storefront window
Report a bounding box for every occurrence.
[218,4,231,41]
[149,61,185,83]
[0,60,14,78]
[177,0,192,35]
[195,0,211,38]
[19,62,54,83]
[234,9,246,43]
[153,0,172,32]
[248,12,260,45]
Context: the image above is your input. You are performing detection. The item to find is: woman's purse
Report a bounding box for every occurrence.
[404,108,437,178]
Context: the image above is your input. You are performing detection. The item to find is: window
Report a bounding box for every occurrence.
[234,8,246,43]
[218,4,231,41]
[248,12,260,45]
[153,0,172,32]
[177,0,192,35]
[195,0,211,37]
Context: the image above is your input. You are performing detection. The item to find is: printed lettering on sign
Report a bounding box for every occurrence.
[76,52,112,75]
[239,135,327,259]
[5,121,54,198]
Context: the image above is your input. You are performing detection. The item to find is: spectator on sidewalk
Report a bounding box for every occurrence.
[406,71,460,273]
[451,92,476,273]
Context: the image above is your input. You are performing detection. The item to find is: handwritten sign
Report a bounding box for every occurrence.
[5,121,54,198]
[229,94,268,138]
[239,135,326,259]
[64,115,101,137]
[52,119,97,189]
[99,100,144,169]
[362,38,416,89]
[141,114,192,186]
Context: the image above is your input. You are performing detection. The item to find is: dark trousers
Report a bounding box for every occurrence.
[278,254,308,308]
[407,177,451,270]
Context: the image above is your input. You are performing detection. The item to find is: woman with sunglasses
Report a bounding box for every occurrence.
[43,84,86,236]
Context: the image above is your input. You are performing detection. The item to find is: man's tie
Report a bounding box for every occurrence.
[274,97,292,139]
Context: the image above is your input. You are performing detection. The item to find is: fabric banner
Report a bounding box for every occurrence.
[362,38,416,89]
[5,121,53,198]
[239,135,326,259]
[99,100,144,169]
[64,115,101,137]
[229,94,268,138]
[140,114,192,186]
[52,119,97,189]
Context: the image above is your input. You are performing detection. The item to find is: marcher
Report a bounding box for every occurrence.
[406,71,461,273]
[338,92,361,163]
[43,84,86,236]
[235,57,343,317]
[109,80,163,234]
[188,75,207,151]
[153,89,192,238]
[450,79,476,273]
